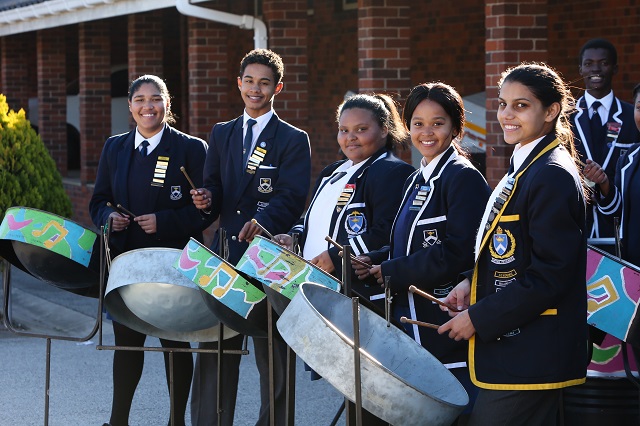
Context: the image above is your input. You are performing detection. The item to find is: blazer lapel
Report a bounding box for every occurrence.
[115,131,136,207]
[576,98,594,159]
[230,119,244,185]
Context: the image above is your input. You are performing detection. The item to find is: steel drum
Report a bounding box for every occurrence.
[586,244,640,346]
[0,207,100,295]
[236,235,341,315]
[174,238,268,338]
[105,247,236,342]
[277,282,468,426]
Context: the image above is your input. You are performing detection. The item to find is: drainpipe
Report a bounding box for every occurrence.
[175,0,267,49]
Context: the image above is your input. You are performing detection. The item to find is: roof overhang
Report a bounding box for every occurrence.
[0,0,176,37]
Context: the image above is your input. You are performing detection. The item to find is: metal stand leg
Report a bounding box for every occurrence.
[44,338,51,426]
[268,300,276,426]
[285,345,296,426]
[351,297,362,426]
[169,351,175,426]
[216,322,225,425]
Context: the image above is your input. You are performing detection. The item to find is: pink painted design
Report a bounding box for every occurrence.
[7,214,33,230]
[265,270,288,281]
[178,248,199,270]
[246,245,266,269]
[586,249,601,282]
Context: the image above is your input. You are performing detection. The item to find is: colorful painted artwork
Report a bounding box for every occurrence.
[588,334,638,378]
[586,246,640,344]
[0,207,96,267]
[236,236,341,301]
[174,239,265,319]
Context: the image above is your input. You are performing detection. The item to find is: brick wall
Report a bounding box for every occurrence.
[307,3,359,178]
[128,11,164,83]
[547,2,640,104]
[485,0,548,186]
[410,1,485,98]
[358,0,410,94]
[64,181,95,229]
[263,0,309,130]
[78,20,111,185]
[186,17,230,141]
[37,28,67,175]
[1,33,34,114]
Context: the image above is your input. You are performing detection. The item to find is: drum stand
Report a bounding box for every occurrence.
[96,227,249,426]
[266,233,299,426]
[339,245,364,426]
[1,232,105,426]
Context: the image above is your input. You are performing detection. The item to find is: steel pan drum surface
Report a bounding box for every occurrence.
[236,235,341,315]
[174,238,268,338]
[105,247,234,342]
[277,283,468,426]
[0,207,99,292]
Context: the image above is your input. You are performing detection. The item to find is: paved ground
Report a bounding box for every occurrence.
[0,264,345,426]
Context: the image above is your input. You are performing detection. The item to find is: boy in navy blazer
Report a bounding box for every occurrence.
[571,38,640,242]
[190,49,311,426]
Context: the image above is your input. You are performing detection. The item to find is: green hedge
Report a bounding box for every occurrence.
[0,94,72,220]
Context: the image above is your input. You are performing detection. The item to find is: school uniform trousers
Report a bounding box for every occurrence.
[191,112,311,426]
[291,147,415,304]
[571,95,639,239]
[465,134,588,424]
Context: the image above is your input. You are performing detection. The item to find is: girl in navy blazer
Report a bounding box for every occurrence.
[274,94,414,305]
[353,83,490,419]
[440,63,588,425]
[90,75,210,426]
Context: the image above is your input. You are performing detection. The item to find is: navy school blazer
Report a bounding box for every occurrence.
[204,112,311,264]
[291,148,414,302]
[467,134,588,389]
[369,145,490,364]
[571,95,640,239]
[598,143,640,265]
[89,125,212,253]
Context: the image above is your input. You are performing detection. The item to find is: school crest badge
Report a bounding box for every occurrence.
[345,211,367,235]
[258,178,273,194]
[422,229,439,247]
[489,226,516,264]
[170,185,182,201]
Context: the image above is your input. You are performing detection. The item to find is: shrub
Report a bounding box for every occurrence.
[0,94,72,220]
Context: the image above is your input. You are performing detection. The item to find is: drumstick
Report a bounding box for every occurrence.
[408,285,461,312]
[400,316,440,330]
[116,204,137,219]
[106,202,125,217]
[180,166,198,191]
[251,218,274,240]
[324,236,373,269]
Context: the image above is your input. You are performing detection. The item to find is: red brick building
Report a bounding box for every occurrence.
[1,0,639,228]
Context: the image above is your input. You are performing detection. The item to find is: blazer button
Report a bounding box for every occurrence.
[236,210,241,215]
[232,236,237,241]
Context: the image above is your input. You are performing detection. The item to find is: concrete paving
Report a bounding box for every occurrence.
[0,264,346,426]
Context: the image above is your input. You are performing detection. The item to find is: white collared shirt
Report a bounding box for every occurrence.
[419,148,449,182]
[303,159,366,260]
[474,135,545,259]
[584,90,614,125]
[134,124,165,155]
[243,109,274,156]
